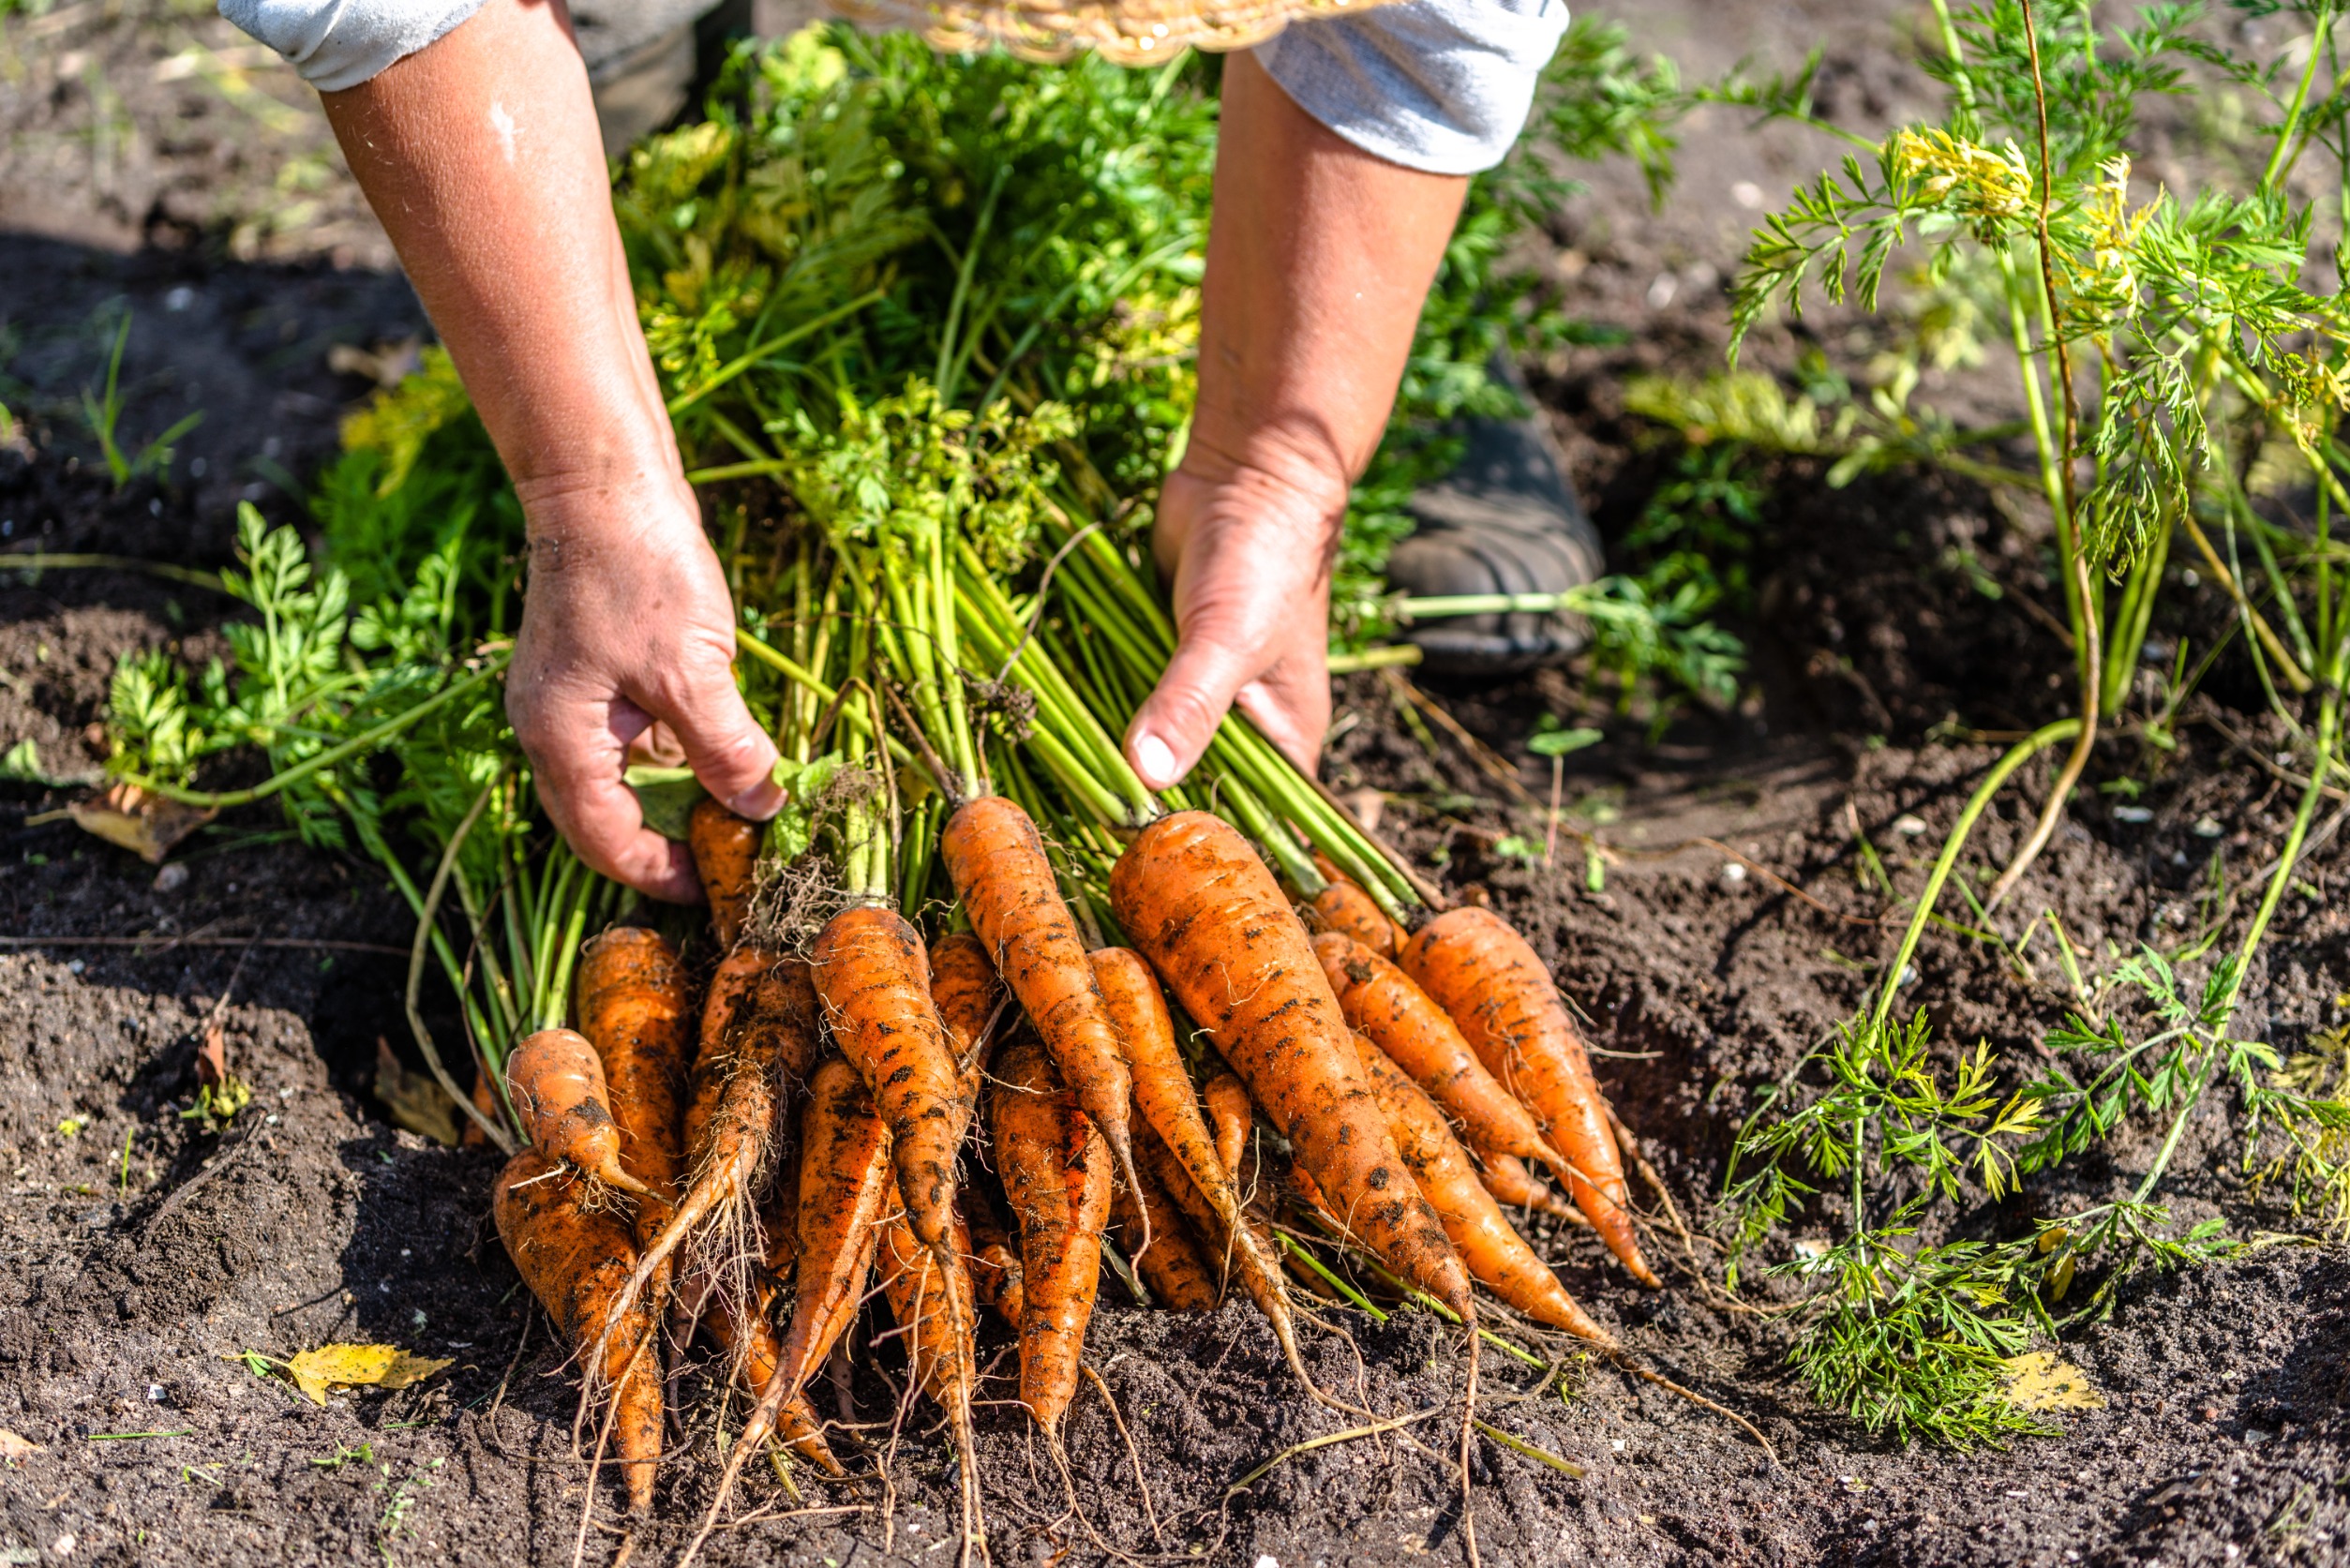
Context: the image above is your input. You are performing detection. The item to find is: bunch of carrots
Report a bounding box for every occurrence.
[470,400,1661,1557]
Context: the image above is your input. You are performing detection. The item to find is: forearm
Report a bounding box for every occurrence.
[1183,53,1469,517]
[319,0,681,505]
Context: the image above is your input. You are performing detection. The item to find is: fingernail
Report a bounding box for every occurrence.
[726,779,785,821]
[1133,732,1178,790]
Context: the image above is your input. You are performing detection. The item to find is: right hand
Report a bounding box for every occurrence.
[505,473,782,903]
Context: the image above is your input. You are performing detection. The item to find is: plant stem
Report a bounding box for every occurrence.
[115,653,510,808]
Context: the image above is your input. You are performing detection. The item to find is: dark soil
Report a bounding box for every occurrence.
[7,3,2350,1566]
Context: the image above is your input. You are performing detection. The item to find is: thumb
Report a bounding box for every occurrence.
[660,666,785,820]
[1126,625,1256,792]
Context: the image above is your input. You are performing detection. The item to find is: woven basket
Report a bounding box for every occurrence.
[827,0,1412,64]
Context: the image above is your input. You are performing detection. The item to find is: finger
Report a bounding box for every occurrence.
[511,686,701,902]
[1126,628,1258,792]
[1234,651,1331,779]
[655,659,785,820]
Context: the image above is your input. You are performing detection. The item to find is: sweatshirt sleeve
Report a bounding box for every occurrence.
[1253,0,1570,177]
[217,0,490,94]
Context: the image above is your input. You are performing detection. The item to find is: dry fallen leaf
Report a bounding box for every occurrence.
[372,1038,460,1147]
[67,782,215,864]
[285,1343,454,1406]
[2002,1351,2106,1411]
[0,1427,42,1461]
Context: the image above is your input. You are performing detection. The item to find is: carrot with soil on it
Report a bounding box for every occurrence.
[876,1173,988,1549]
[1314,932,1577,1190]
[1109,811,1474,1323]
[1111,1156,1220,1310]
[494,1147,664,1514]
[502,1027,649,1195]
[990,1031,1112,1435]
[690,797,766,950]
[927,931,1005,1082]
[1478,1152,1590,1228]
[1089,945,1320,1381]
[1352,1035,1614,1344]
[1301,850,1409,958]
[943,794,1145,1232]
[1400,907,1658,1286]
[963,1190,1025,1329]
[812,905,971,1262]
[1205,1069,1250,1179]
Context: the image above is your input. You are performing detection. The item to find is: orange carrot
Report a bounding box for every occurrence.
[1401,907,1656,1285]
[1204,1070,1250,1179]
[1304,850,1409,958]
[1353,1035,1612,1343]
[812,905,970,1262]
[1314,932,1575,1189]
[463,1066,500,1147]
[1478,1153,1590,1227]
[694,1288,843,1476]
[1089,947,1312,1371]
[876,1175,980,1415]
[1109,812,1473,1322]
[503,1027,649,1195]
[928,931,1005,1082]
[494,1147,664,1513]
[1111,1157,1220,1311]
[575,927,693,1254]
[989,1032,1111,1434]
[731,1054,890,1457]
[942,795,1143,1222]
[689,797,764,950]
[963,1193,1025,1329]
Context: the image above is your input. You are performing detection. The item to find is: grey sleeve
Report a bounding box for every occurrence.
[218,0,489,93]
[1253,0,1570,176]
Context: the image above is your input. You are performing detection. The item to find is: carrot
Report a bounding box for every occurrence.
[694,1288,843,1476]
[689,796,764,950]
[1478,1153,1590,1228]
[989,1032,1111,1434]
[1108,812,1473,1322]
[494,1147,663,1513]
[963,1191,1025,1329]
[1111,1157,1220,1311]
[928,931,1005,1082]
[503,1027,649,1195]
[1400,907,1657,1286]
[1088,947,1314,1375]
[876,1175,980,1416]
[942,795,1144,1226]
[1303,850,1409,958]
[463,1066,500,1148]
[733,1055,891,1458]
[1313,932,1575,1190]
[575,927,693,1253]
[1352,1035,1613,1344]
[812,905,970,1262]
[1204,1070,1250,1179]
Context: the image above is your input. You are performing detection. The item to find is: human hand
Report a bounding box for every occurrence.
[506,474,782,902]
[1123,442,1347,790]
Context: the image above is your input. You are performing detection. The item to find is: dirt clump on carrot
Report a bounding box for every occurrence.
[495,1147,665,1514]
[990,1031,1112,1434]
[1110,812,1474,1322]
[1401,906,1657,1286]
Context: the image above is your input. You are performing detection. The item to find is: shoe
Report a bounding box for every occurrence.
[1383,362,1603,677]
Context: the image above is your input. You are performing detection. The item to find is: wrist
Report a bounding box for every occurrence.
[516,468,706,572]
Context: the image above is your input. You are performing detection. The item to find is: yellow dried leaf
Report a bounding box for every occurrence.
[285,1344,454,1406]
[2002,1351,2106,1411]
[0,1427,42,1461]
[67,782,215,864]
